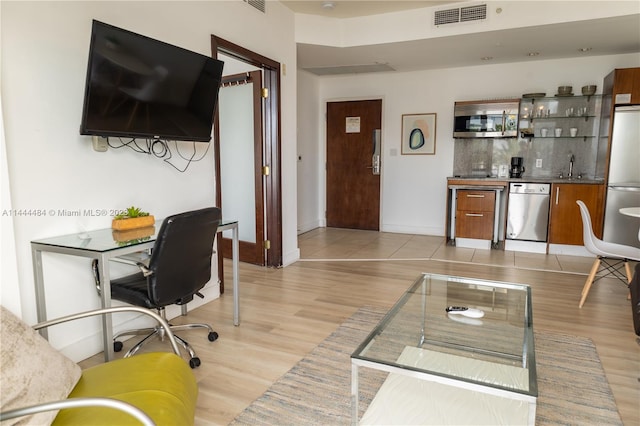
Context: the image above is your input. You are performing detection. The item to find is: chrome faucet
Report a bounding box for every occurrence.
[568,154,575,178]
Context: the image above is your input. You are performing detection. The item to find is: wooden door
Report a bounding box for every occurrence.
[218,70,265,266]
[548,184,604,245]
[326,100,381,230]
[212,36,283,295]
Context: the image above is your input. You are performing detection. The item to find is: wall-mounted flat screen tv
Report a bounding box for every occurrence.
[80,20,224,142]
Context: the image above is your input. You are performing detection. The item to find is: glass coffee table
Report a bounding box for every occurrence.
[351,273,537,425]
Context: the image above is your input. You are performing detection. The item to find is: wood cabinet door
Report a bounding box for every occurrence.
[613,68,640,104]
[456,190,496,212]
[455,190,495,240]
[548,184,604,245]
[456,212,494,240]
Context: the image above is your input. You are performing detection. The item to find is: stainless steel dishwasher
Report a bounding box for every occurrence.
[506,183,551,242]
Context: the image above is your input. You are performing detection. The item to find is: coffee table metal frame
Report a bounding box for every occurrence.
[350,273,537,425]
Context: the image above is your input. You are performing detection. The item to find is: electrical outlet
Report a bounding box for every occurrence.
[536,158,543,168]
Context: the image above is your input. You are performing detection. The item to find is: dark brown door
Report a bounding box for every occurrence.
[218,71,265,266]
[326,100,381,230]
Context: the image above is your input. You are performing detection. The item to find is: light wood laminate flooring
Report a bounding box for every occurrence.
[81,228,640,425]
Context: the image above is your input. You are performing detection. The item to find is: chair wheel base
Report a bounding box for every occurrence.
[208,331,219,342]
[114,341,123,352]
[189,357,201,369]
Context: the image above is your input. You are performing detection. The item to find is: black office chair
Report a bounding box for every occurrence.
[101,207,222,368]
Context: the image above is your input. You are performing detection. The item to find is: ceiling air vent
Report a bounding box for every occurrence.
[461,4,487,22]
[434,8,460,26]
[244,0,265,13]
[434,4,486,26]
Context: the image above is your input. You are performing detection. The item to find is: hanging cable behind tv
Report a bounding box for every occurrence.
[103,136,210,172]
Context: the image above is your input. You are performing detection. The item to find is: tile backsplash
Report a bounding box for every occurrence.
[453,137,601,179]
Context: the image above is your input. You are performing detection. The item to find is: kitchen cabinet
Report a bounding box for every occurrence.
[446,180,507,248]
[598,67,640,180]
[548,183,604,245]
[606,68,640,105]
[455,190,496,240]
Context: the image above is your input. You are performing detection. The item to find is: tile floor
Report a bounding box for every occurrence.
[298,227,601,275]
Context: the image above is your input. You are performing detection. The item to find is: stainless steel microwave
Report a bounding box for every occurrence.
[453,99,520,138]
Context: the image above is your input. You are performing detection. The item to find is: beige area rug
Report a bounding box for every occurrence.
[230,307,622,425]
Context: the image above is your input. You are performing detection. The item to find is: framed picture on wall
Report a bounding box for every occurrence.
[401,113,436,155]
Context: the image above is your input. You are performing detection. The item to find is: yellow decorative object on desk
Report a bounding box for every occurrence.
[112,226,155,242]
[112,216,155,231]
[111,206,155,230]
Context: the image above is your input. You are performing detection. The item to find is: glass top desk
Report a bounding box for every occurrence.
[31,219,238,362]
[351,273,536,425]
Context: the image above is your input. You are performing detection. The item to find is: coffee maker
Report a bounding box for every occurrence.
[509,156,525,178]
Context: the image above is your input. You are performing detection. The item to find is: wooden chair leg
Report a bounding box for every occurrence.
[579,257,601,308]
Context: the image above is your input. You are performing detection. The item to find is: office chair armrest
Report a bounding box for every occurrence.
[33,307,180,356]
[109,255,153,277]
[0,397,155,426]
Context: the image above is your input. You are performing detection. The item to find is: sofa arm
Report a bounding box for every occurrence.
[0,397,154,426]
[33,306,181,356]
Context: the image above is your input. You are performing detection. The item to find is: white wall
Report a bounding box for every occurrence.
[1,97,22,316]
[296,53,640,237]
[1,1,297,361]
[296,70,322,233]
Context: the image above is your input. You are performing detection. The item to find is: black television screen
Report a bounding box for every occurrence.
[80,20,224,142]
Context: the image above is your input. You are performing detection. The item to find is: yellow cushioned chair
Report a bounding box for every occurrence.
[0,306,197,426]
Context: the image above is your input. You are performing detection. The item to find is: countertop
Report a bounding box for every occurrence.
[447,176,605,185]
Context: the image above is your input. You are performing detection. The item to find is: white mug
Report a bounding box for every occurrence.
[555,128,563,137]
[540,128,549,137]
[570,128,578,137]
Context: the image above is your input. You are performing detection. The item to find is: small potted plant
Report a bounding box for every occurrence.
[111,206,155,231]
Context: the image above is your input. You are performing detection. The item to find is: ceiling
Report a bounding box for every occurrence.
[281,1,640,75]
[281,1,461,18]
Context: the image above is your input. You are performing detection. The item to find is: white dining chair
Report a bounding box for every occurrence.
[577,200,640,308]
